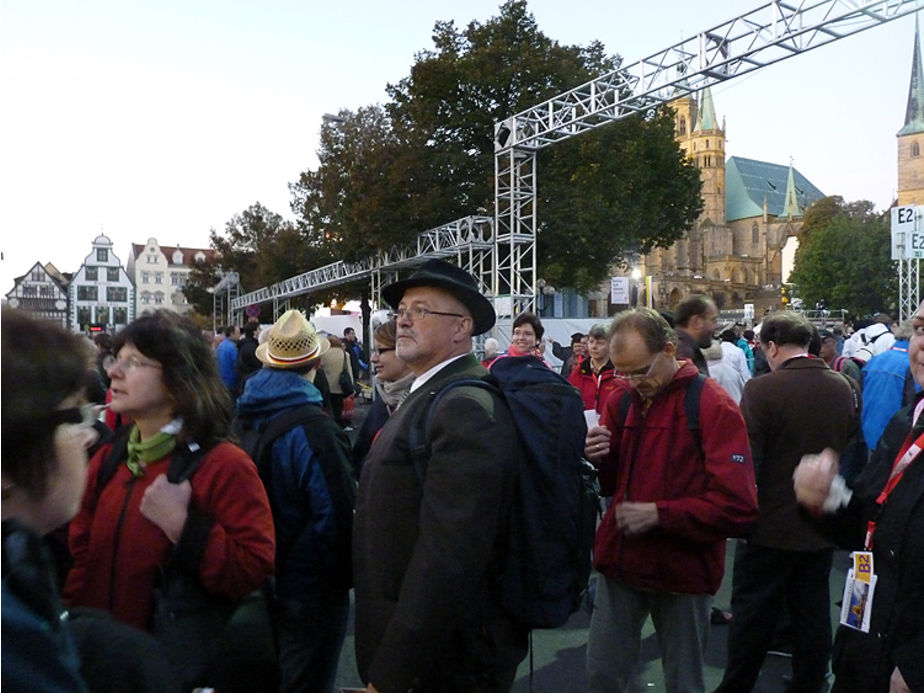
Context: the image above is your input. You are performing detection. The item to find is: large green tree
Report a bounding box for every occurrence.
[789,196,897,317]
[292,0,701,291]
[184,201,331,318]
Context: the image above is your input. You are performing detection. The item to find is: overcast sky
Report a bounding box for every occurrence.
[0,1,917,295]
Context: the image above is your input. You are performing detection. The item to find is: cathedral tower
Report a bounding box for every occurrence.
[898,15,924,205]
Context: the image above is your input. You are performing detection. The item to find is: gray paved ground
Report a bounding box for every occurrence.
[340,398,847,692]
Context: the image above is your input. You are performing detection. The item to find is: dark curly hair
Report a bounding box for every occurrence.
[113,310,232,446]
[2,309,89,499]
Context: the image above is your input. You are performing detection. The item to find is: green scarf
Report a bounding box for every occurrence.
[125,425,177,478]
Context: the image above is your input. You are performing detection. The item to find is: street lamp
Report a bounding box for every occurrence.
[630,268,641,307]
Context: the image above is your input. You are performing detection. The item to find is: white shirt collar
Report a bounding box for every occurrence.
[410,353,470,393]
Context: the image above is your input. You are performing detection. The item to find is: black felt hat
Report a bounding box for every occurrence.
[382,259,496,336]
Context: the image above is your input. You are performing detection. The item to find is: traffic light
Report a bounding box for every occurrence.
[781,285,789,305]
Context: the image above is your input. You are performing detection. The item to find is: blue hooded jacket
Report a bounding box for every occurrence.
[236,368,350,597]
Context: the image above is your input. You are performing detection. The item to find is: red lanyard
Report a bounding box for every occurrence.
[865,428,924,549]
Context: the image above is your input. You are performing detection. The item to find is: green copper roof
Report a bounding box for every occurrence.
[898,14,924,137]
[694,87,717,131]
[726,156,825,222]
[781,163,801,218]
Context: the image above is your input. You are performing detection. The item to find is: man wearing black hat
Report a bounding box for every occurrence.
[352,259,528,693]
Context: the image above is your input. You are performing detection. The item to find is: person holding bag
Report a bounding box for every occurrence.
[321,335,354,429]
[63,310,276,691]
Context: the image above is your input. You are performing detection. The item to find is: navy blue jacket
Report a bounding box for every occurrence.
[237,369,352,597]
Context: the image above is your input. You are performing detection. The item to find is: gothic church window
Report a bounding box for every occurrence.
[913,141,921,158]
[752,223,759,246]
[678,116,686,135]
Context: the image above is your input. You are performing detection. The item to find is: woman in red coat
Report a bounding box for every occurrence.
[63,310,275,634]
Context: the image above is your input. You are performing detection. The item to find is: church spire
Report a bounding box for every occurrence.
[899,13,924,136]
[694,86,717,131]
[782,159,802,219]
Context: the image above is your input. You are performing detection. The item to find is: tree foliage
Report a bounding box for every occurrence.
[183,202,332,318]
[291,0,702,292]
[790,196,897,317]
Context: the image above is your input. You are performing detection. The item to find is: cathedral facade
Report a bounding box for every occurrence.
[634,87,824,316]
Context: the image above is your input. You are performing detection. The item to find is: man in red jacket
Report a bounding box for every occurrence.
[568,323,623,417]
[584,308,758,693]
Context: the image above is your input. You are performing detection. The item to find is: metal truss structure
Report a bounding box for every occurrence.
[229,217,493,318]
[227,0,920,322]
[494,0,922,314]
[898,258,921,321]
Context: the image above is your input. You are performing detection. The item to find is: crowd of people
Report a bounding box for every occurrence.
[3,264,922,693]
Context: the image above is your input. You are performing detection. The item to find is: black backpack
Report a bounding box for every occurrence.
[409,355,600,629]
[232,404,357,588]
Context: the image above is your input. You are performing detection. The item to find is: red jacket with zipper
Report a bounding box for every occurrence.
[63,440,275,631]
[568,358,624,414]
[593,360,757,595]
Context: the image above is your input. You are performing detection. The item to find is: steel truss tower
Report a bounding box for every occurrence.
[899,258,921,321]
[227,1,921,322]
[493,0,922,315]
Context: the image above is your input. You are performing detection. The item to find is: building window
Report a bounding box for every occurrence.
[30,268,44,282]
[22,285,37,297]
[113,307,128,325]
[142,271,151,283]
[913,141,921,158]
[77,286,98,301]
[107,267,120,282]
[96,248,108,262]
[154,292,165,304]
[678,116,686,135]
[141,291,152,305]
[752,223,760,246]
[77,307,92,327]
[85,266,98,280]
[155,272,163,284]
[705,139,709,149]
[96,306,109,325]
[107,286,127,302]
[147,255,157,264]
[194,252,206,263]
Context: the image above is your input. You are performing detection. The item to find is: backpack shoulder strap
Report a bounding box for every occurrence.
[408,378,499,483]
[616,389,632,429]
[166,441,212,483]
[685,373,706,455]
[251,404,328,471]
[95,424,134,497]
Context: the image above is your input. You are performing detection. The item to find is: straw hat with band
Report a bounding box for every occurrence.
[381,259,496,336]
[256,309,329,369]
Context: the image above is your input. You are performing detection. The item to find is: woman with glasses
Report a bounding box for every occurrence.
[353,318,414,474]
[62,310,275,688]
[2,309,102,690]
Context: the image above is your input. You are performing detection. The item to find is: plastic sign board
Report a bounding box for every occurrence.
[610,277,630,305]
[891,205,924,260]
[743,303,755,320]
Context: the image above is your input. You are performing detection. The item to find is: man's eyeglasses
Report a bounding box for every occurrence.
[388,307,466,322]
[371,348,395,357]
[51,403,100,429]
[617,352,662,382]
[108,354,163,373]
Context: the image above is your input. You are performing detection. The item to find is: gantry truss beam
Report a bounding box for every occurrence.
[493,0,921,315]
[494,0,922,152]
[226,1,919,322]
[229,217,493,318]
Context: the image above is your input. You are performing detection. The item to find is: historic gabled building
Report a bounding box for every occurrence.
[898,16,924,206]
[126,238,214,317]
[69,234,135,333]
[633,86,825,314]
[4,261,71,328]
